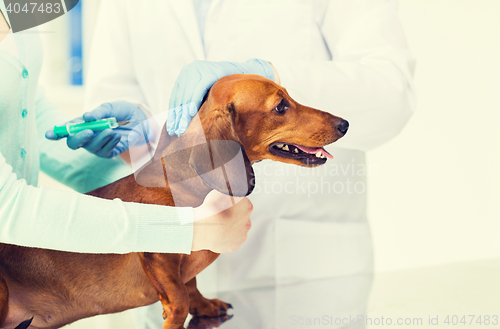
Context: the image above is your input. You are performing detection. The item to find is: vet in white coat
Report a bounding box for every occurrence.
[84,0,415,326]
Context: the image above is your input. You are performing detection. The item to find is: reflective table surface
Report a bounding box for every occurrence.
[67,258,500,329]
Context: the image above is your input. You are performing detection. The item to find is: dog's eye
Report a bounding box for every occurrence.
[273,99,289,114]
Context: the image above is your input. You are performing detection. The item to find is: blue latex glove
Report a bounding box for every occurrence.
[45,101,151,158]
[167,59,275,136]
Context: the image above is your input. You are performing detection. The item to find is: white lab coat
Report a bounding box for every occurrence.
[85,0,415,306]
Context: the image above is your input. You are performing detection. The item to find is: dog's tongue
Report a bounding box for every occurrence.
[294,145,333,159]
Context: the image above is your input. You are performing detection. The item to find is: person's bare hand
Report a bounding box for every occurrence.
[192,190,253,253]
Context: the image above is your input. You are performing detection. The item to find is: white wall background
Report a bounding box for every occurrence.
[367,0,500,272]
[39,0,500,274]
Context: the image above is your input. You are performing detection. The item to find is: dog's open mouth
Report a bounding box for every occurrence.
[269,142,332,165]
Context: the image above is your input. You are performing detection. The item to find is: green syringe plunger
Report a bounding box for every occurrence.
[53,118,120,138]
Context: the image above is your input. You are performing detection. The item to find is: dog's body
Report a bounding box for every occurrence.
[0,75,348,329]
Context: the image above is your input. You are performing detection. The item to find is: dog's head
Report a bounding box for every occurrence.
[186,74,348,197]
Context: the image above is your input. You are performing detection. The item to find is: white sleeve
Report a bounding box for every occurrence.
[0,151,194,254]
[84,0,146,111]
[271,0,416,151]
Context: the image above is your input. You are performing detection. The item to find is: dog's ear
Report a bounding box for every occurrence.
[189,103,255,197]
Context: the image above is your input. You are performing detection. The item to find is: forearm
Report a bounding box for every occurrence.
[0,153,193,254]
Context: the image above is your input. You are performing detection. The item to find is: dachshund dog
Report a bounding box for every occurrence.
[0,74,348,329]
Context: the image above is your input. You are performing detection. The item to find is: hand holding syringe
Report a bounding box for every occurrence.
[52,117,135,139]
[45,101,152,158]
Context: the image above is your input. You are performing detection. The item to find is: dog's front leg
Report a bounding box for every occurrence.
[140,253,189,329]
[186,277,232,318]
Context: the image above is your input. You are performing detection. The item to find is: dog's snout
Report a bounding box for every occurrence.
[336,120,349,135]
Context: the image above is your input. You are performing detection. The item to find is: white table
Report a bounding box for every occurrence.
[66,258,500,328]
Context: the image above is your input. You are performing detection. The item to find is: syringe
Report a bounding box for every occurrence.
[52,117,133,138]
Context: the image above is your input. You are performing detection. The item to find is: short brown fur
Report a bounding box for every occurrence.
[0,75,346,329]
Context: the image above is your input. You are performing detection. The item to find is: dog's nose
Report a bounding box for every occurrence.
[336,120,349,135]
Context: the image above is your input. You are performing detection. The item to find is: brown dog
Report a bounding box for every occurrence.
[0,74,348,329]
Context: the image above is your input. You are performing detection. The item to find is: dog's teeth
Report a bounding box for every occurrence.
[315,151,322,158]
[293,148,299,153]
[276,144,284,148]
[282,145,289,151]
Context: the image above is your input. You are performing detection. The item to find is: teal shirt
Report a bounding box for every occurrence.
[0,2,193,254]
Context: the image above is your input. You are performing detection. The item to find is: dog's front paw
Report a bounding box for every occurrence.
[189,296,232,318]
[187,314,233,329]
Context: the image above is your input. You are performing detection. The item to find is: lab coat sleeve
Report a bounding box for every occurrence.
[271,0,416,151]
[83,0,148,112]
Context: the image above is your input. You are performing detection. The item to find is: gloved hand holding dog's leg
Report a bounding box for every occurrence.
[192,190,253,253]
